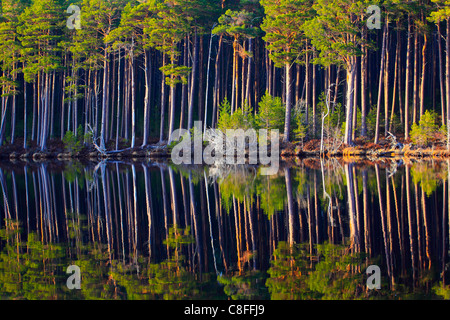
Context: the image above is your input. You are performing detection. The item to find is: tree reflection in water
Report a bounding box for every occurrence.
[0,159,449,299]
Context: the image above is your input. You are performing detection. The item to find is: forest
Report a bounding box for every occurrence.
[0,0,450,155]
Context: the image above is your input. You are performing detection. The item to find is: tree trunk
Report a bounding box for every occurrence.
[180,37,188,130]
[390,26,400,132]
[130,42,136,149]
[212,35,223,128]
[116,49,121,150]
[419,33,427,119]
[231,37,238,114]
[168,72,176,143]
[405,16,412,140]
[159,53,167,143]
[438,24,445,127]
[24,81,27,149]
[312,49,317,137]
[188,30,199,130]
[446,18,450,149]
[204,31,214,134]
[245,37,253,108]
[283,62,292,142]
[374,25,387,144]
[344,57,357,145]
[413,29,419,124]
[142,49,151,147]
[100,46,108,150]
[384,22,390,137]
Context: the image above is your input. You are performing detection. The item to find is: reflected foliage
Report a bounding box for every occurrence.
[0,160,449,300]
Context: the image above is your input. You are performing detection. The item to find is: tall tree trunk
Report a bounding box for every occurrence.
[312,49,317,137]
[438,24,445,127]
[130,42,136,149]
[405,16,412,140]
[116,49,121,150]
[419,33,427,119]
[188,30,199,130]
[180,37,188,130]
[159,53,167,143]
[24,81,27,149]
[212,35,223,128]
[204,31,214,134]
[231,37,238,114]
[168,72,176,142]
[100,46,108,150]
[374,24,387,144]
[344,56,357,145]
[245,37,253,108]
[142,49,151,147]
[390,26,400,132]
[283,62,292,142]
[413,29,419,124]
[384,22,390,137]
[446,18,450,149]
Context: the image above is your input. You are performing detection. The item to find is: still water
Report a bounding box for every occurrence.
[0,158,449,300]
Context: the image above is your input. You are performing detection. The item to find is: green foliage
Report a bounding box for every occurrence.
[303,0,376,68]
[213,9,260,39]
[410,110,440,146]
[260,0,313,68]
[63,125,92,153]
[255,92,285,131]
[410,161,448,197]
[217,271,269,300]
[217,98,255,131]
[266,241,370,300]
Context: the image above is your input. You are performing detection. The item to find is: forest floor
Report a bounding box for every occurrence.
[0,135,449,163]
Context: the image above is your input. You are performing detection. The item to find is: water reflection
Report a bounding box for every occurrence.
[0,159,449,299]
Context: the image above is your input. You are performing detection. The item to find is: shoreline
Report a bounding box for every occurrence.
[1,145,449,163]
[0,137,449,163]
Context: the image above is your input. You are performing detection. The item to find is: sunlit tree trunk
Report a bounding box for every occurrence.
[405,16,412,140]
[374,24,387,144]
[188,31,199,130]
[130,41,136,149]
[283,62,292,142]
[100,46,109,150]
[344,57,357,145]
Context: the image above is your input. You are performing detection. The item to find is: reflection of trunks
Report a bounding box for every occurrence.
[0,160,446,299]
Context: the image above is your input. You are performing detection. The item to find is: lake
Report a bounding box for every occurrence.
[0,158,449,300]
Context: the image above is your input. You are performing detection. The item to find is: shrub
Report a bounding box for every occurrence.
[255,92,285,131]
[63,125,90,153]
[217,98,255,131]
[410,110,439,147]
[63,130,82,153]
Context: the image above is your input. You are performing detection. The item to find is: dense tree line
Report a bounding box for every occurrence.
[1,0,450,152]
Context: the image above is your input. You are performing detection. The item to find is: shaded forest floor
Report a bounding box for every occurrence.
[0,134,449,163]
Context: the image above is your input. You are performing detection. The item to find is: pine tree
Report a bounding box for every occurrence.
[18,0,65,150]
[261,0,313,142]
[430,0,450,149]
[304,0,377,146]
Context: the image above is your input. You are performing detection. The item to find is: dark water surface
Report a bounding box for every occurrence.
[0,159,449,300]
